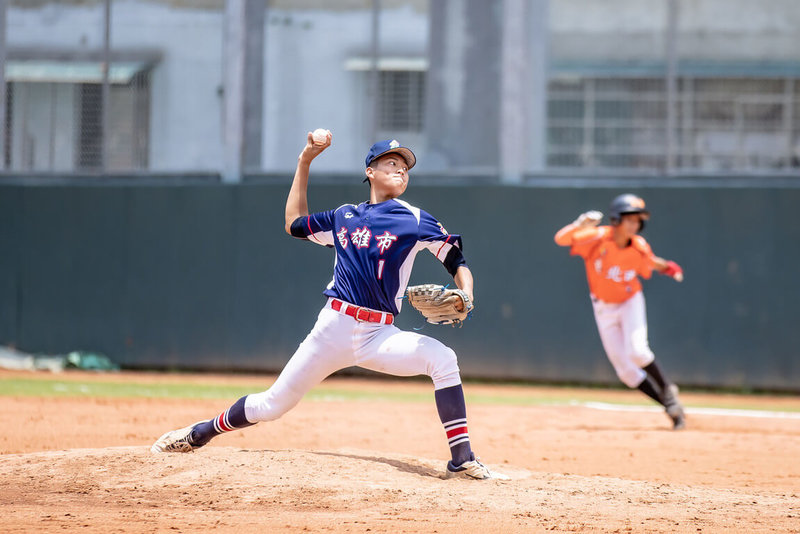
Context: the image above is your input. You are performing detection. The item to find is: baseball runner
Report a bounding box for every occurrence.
[151,132,506,480]
[554,194,687,429]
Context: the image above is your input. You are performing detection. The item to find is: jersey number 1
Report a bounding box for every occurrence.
[377,259,385,280]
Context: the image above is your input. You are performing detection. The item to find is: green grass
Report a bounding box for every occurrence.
[0,377,513,404]
[0,378,257,400]
[0,377,631,404]
[0,377,435,402]
[1,376,798,413]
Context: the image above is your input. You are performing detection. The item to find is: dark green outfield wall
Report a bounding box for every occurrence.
[1,177,798,390]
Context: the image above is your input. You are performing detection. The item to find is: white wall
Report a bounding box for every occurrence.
[8,0,225,172]
[7,1,429,173]
[550,0,800,61]
[262,4,428,173]
[6,0,799,174]
[109,1,225,171]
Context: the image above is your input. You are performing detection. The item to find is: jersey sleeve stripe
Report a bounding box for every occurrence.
[435,236,454,259]
[306,217,323,245]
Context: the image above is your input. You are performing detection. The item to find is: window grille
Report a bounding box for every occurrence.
[5,66,151,172]
[378,70,425,133]
[547,75,800,172]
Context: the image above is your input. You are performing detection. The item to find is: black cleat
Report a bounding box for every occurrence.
[662,384,687,430]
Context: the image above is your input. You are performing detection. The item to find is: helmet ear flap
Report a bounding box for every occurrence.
[638,210,649,232]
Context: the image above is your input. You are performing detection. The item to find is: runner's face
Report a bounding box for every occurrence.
[366,154,409,199]
[618,213,644,237]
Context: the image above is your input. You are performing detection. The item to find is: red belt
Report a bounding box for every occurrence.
[330,299,393,325]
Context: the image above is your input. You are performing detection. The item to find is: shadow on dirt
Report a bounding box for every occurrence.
[311,450,444,479]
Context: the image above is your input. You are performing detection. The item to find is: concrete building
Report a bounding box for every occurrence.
[2,0,799,176]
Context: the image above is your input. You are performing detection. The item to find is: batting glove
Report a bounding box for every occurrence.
[575,210,603,228]
[662,260,683,281]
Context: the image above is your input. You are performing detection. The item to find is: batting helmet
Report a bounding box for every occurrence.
[609,194,650,230]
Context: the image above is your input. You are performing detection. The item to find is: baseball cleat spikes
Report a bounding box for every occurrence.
[445,457,509,480]
[150,420,208,453]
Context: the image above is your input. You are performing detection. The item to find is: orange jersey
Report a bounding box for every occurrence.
[555,225,655,303]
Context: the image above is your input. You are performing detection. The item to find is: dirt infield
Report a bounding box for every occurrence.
[1,371,799,533]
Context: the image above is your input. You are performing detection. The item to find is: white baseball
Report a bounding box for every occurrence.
[312,128,329,145]
[674,272,684,282]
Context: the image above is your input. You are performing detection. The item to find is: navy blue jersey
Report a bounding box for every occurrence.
[293,198,462,315]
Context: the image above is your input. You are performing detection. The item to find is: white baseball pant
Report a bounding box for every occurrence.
[244,298,462,423]
[591,291,655,388]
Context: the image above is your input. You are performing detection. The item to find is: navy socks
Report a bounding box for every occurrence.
[434,384,473,466]
[190,395,254,447]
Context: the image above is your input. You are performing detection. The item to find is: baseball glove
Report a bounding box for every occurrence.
[405,284,474,326]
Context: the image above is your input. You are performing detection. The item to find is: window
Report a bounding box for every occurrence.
[547,74,800,172]
[378,70,425,133]
[345,58,427,137]
[6,60,152,172]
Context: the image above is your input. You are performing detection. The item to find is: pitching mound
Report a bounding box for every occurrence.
[1,372,799,532]
[1,446,795,533]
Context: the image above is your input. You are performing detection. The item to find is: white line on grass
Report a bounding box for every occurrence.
[578,401,800,420]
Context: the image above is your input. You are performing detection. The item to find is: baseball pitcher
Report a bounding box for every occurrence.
[554,194,686,429]
[151,132,506,480]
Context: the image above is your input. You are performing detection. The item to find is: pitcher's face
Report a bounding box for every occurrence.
[366,154,409,200]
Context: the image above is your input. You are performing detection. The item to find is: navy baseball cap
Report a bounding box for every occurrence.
[364,139,416,170]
